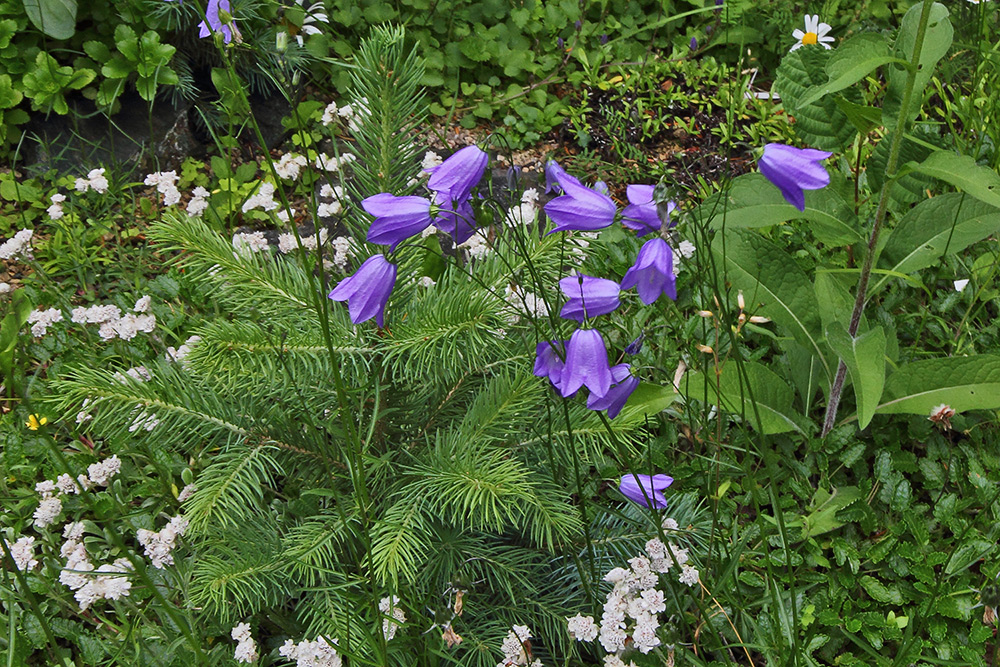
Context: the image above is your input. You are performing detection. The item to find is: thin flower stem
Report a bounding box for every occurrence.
[822,0,938,437]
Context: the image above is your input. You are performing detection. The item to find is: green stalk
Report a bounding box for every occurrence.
[821,0,939,436]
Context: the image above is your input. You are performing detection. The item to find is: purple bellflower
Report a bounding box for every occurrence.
[620,238,676,304]
[544,159,578,194]
[362,193,433,250]
[619,473,673,509]
[198,0,240,44]
[534,340,567,392]
[560,328,613,398]
[427,145,488,203]
[545,177,617,234]
[432,197,477,245]
[593,180,611,197]
[622,185,676,237]
[328,254,397,327]
[588,363,639,418]
[559,274,621,321]
[758,143,832,211]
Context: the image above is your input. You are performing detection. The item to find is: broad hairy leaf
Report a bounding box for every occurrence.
[825,322,886,429]
[712,229,830,380]
[906,151,1000,209]
[681,360,809,435]
[883,2,953,129]
[799,33,905,107]
[876,355,1000,415]
[882,193,1000,275]
[775,46,858,150]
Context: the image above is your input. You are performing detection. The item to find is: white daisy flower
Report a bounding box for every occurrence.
[293,0,328,46]
[790,15,834,51]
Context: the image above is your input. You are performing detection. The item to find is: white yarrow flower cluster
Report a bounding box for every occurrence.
[87,455,122,486]
[459,232,491,260]
[276,152,308,180]
[279,636,342,666]
[136,516,188,568]
[144,171,181,206]
[567,614,599,642]
[338,98,368,132]
[177,483,197,502]
[232,623,259,663]
[314,152,357,172]
[233,231,271,256]
[321,101,340,126]
[71,300,155,341]
[7,536,38,571]
[75,168,109,194]
[420,150,443,177]
[507,188,540,227]
[187,186,211,216]
[27,307,63,337]
[166,335,202,366]
[379,595,406,641]
[128,409,160,432]
[242,182,279,213]
[497,625,541,667]
[48,193,67,220]
[59,527,132,611]
[505,285,549,322]
[0,229,34,260]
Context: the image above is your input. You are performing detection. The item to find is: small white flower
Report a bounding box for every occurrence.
[791,15,834,51]
[8,536,38,571]
[33,496,63,529]
[566,614,598,642]
[275,152,308,180]
[321,101,339,126]
[27,307,63,337]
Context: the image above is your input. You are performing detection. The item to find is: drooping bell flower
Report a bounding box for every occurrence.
[620,238,676,304]
[593,180,611,197]
[362,193,433,250]
[618,473,673,509]
[587,363,639,418]
[198,0,241,43]
[545,177,617,234]
[432,196,477,245]
[328,254,397,326]
[560,328,613,398]
[622,184,676,237]
[544,159,579,194]
[757,143,832,211]
[559,274,621,321]
[533,340,567,392]
[427,145,488,203]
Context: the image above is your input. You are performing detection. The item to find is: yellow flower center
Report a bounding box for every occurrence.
[802,32,818,45]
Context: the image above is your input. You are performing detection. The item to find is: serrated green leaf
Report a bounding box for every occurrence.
[775,46,858,150]
[681,361,809,435]
[945,538,993,575]
[906,151,1000,209]
[826,322,886,429]
[799,33,904,106]
[696,173,862,245]
[802,485,863,537]
[881,193,1000,276]
[712,229,830,380]
[23,0,77,40]
[876,355,1000,415]
[860,575,904,604]
[0,74,21,109]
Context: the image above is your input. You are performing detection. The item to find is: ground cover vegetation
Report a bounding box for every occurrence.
[1,0,1000,666]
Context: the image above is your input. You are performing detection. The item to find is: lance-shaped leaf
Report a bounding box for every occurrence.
[883,2,953,128]
[876,355,1000,415]
[906,151,1000,209]
[826,322,886,429]
[799,33,907,107]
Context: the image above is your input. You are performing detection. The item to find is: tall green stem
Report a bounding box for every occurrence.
[821,0,938,436]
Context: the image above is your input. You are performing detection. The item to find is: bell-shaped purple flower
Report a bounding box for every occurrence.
[544,159,580,195]
[620,238,676,304]
[545,177,617,234]
[198,0,240,43]
[593,180,611,197]
[559,274,621,321]
[363,193,433,250]
[588,363,639,418]
[758,143,832,211]
[560,328,613,398]
[328,254,397,327]
[619,473,673,509]
[432,196,477,245]
[534,340,567,392]
[427,145,488,203]
[622,185,676,237]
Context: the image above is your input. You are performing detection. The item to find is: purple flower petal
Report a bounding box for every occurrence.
[427,145,488,203]
[620,238,676,304]
[587,363,639,418]
[758,143,832,212]
[560,329,613,398]
[558,274,621,321]
[618,473,673,508]
[363,193,433,250]
[545,178,617,234]
[621,185,676,237]
[328,254,397,327]
[432,197,477,245]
